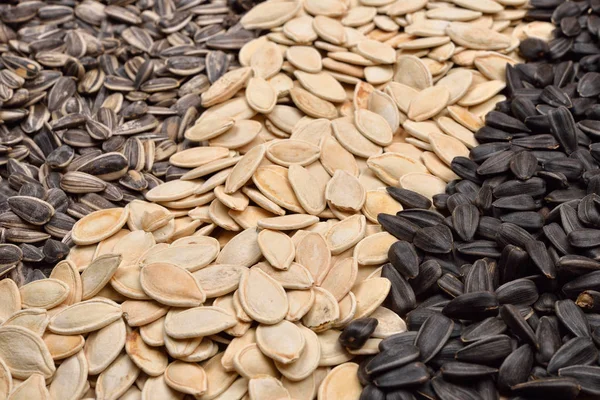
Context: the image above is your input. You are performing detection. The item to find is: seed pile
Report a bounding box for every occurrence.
[0,0,263,279]
[235,0,545,201]
[0,198,400,399]
[354,2,600,400]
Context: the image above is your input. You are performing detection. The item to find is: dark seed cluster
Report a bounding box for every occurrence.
[0,0,262,283]
[354,1,600,399]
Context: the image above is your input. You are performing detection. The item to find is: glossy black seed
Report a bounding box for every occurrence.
[388,241,420,279]
[379,332,418,352]
[366,345,421,376]
[541,85,573,107]
[512,378,580,400]
[442,292,499,321]
[382,263,416,317]
[525,240,557,278]
[460,317,507,343]
[410,260,442,296]
[360,385,386,400]
[558,365,600,396]
[455,335,513,365]
[385,389,416,400]
[386,187,432,209]
[340,318,378,350]
[555,299,591,337]
[500,304,538,348]
[547,337,598,374]
[372,362,430,389]
[378,214,419,241]
[496,278,539,305]
[548,106,579,155]
[510,151,538,180]
[519,38,550,61]
[497,344,534,391]
[431,376,480,400]
[451,204,479,242]
[413,225,453,254]
[414,313,454,363]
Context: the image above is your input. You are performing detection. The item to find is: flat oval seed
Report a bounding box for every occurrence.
[44,333,85,361]
[354,232,397,265]
[8,374,50,399]
[125,329,168,377]
[399,172,447,199]
[141,243,219,272]
[258,214,320,230]
[275,324,321,381]
[267,140,321,166]
[353,278,392,319]
[81,254,122,300]
[367,152,428,186]
[257,320,306,364]
[326,170,366,212]
[355,109,393,146]
[288,164,327,216]
[296,232,332,285]
[233,343,278,379]
[320,257,358,301]
[253,166,305,213]
[258,229,295,270]
[429,132,470,166]
[287,46,322,73]
[164,361,207,396]
[0,280,21,323]
[165,306,237,339]
[408,86,450,122]
[246,77,277,114]
[239,268,288,325]
[83,319,127,376]
[0,326,55,379]
[248,375,291,399]
[95,353,140,400]
[192,264,247,298]
[140,262,206,307]
[71,208,129,245]
[302,287,340,332]
[318,362,362,400]
[48,351,88,400]
[169,147,230,168]
[325,215,366,255]
[49,299,122,335]
[19,279,69,309]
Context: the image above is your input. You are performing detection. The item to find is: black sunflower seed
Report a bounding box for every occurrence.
[460,317,507,343]
[339,318,378,350]
[382,263,416,317]
[386,187,432,209]
[455,335,513,366]
[414,313,454,363]
[451,204,479,242]
[442,292,499,321]
[558,365,600,396]
[366,345,421,377]
[388,241,419,279]
[500,304,538,348]
[512,378,581,400]
[547,337,598,374]
[413,225,453,254]
[372,362,430,391]
[555,299,591,337]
